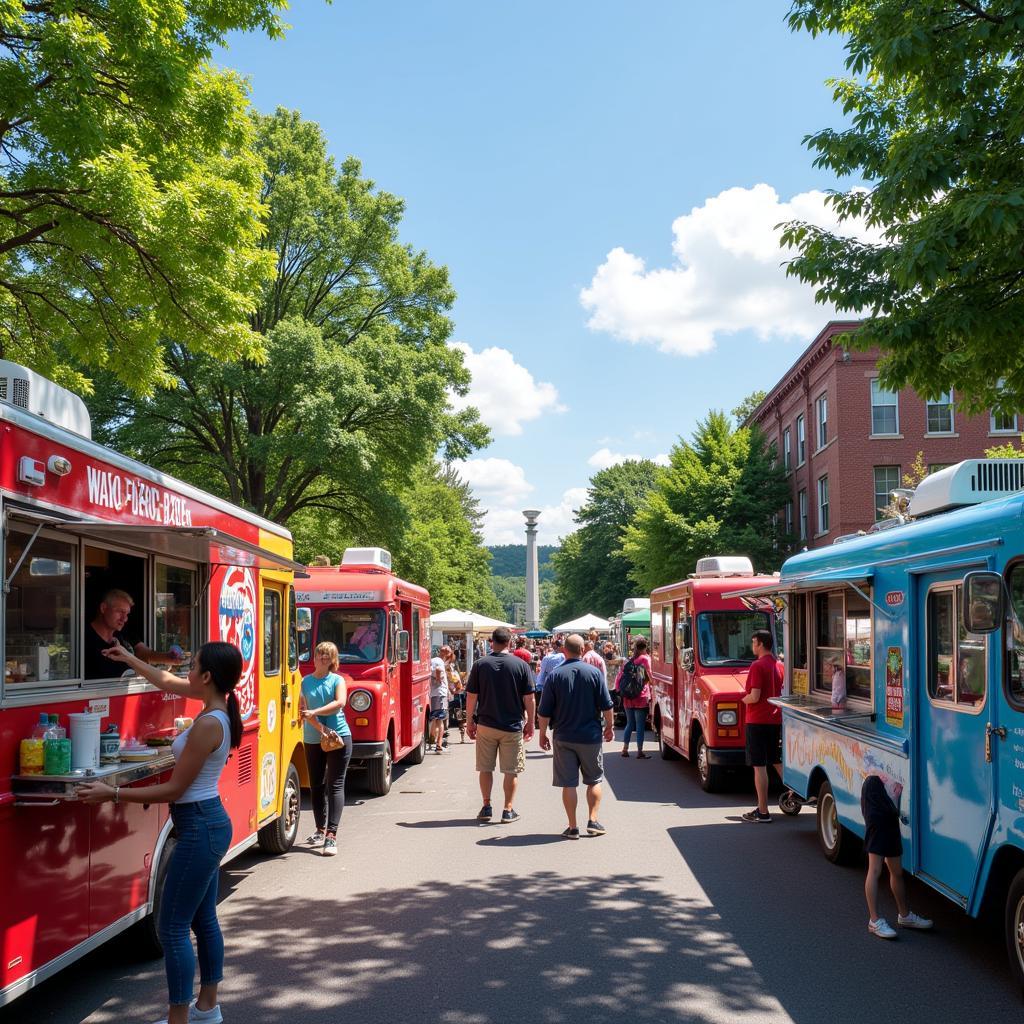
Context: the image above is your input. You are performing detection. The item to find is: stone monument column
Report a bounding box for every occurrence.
[523,510,541,629]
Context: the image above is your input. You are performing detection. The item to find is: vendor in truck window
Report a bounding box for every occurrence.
[85,589,185,680]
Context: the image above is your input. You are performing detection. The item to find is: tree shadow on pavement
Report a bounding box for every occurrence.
[18,870,802,1024]
[668,818,1021,1022]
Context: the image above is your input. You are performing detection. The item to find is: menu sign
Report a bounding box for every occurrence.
[885,646,904,728]
[791,668,809,696]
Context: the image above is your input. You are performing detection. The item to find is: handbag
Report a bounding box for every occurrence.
[320,730,344,752]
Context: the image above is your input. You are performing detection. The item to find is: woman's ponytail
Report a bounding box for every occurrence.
[197,641,244,748]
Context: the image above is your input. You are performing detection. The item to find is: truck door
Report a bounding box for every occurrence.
[916,573,995,904]
[258,578,287,824]
[397,601,413,753]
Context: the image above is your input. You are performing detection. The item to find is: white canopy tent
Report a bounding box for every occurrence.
[429,609,516,670]
[551,613,612,634]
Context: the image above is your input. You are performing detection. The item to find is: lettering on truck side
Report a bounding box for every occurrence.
[85,465,193,526]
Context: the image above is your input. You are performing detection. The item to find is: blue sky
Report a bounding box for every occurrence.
[220,1,852,544]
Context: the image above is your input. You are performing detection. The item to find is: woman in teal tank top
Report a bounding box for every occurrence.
[300,641,353,857]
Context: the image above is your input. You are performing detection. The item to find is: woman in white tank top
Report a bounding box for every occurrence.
[79,641,243,1024]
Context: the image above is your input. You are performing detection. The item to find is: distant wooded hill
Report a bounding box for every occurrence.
[487,544,557,581]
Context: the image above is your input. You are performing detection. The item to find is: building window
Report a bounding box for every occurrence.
[873,466,901,521]
[991,410,1019,433]
[816,394,828,449]
[926,390,954,433]
[796,414,806,465]
[783,428,792,470]
[798,489,808,541]
[784,500,794,537]
[817,475,830,534]
[870,379,899,435]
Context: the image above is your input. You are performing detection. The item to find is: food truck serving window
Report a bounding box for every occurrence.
[155,563,196,666]
[927,584,987,710]
[317,608,386,664]
[812,589,871,701]
[5,529,75,685]
[696,611,768,666]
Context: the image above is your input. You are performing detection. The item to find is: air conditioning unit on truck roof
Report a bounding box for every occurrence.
[691,556,754,579]
[341,547,392,571]
[909,459,1024,518]
[0,360,91,438]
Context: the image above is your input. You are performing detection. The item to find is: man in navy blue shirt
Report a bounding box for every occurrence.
[538,634,614,839]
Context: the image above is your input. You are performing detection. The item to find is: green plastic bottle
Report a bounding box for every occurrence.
[43,713,71,775]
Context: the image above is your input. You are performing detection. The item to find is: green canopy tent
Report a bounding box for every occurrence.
[619,607,651,652]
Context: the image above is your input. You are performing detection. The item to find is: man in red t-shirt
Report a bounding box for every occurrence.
[512,637,534,667]
[741,629,784,822]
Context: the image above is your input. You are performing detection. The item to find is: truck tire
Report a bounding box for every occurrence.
[367,737,393,796]
[659,723,680,761]
[405,726,427,766]
[132,833,176,958]
[1004,867,1024,993]
[695,734,724,793]
[816,778,859,865]
[258,762,301,854]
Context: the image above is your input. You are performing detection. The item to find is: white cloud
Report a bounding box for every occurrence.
[587,447,671,470]
[653,453,670,467]
[580,183,880,356]
[451,457,533,505]
[449,342,565,437]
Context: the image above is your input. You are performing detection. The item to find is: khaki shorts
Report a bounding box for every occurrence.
[475,724,526,775]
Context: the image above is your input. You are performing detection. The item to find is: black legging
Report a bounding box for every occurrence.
[304,736,353,834]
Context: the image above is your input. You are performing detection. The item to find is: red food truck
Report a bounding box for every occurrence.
[296,549,431,795]
[650,556,780,791]
[0,361,308,1008]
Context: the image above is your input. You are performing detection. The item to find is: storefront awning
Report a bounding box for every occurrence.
[732,565,875,602]
[45,521,306,573]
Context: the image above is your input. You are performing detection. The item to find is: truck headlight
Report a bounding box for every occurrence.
[349,690,372,712]
[717,709,738,726]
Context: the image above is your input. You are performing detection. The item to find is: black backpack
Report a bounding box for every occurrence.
[619,657,647,700]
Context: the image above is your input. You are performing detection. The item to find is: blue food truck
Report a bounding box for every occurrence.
[736,459,1024,988]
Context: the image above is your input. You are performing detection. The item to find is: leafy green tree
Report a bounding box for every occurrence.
[545,459,661,624]
[88,111,488,530]
[986,437,1024,459]
[622,413,790,592]
[732,390,768,427]
[0,0,286,391]
[781,1,1024,412]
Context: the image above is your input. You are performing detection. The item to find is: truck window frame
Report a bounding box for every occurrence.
[925,582,988,715]
[1006,560,1024,710]
[803,586,874,705]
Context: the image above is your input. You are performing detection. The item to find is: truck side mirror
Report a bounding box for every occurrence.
[963,571,1004,634]
[396,629,410,663]
[296,607,312,632]
[682,648,695,672]
[675,618,692,650]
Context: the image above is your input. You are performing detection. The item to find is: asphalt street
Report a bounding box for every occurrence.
[5,732,1022,1024]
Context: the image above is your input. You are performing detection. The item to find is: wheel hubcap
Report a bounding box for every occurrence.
[1015,899,1024,972]
[697,743,708,782]
[285,779,299,838]
[384,746,392,782]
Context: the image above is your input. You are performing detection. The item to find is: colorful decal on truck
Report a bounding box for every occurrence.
[219,567,258,721]
[885,646,905,729]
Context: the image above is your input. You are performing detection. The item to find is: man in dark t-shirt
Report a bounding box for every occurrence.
[84,589,184,680]
[538,634,614,839]
[741,628,785,822]
[465,627,535,824]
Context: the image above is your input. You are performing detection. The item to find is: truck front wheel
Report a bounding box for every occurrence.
[1005,868,1024,992]
[405,726,427,766]
[695,735,724,793]
[367,737,393,796]
[258,762,301,854]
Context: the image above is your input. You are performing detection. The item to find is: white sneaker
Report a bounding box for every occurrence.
[898,910,933,930]
[868,917,897,939]
[153,1002,223,1024]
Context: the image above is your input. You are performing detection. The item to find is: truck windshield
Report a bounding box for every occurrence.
[317,609,386,664]
[697,611,770,667]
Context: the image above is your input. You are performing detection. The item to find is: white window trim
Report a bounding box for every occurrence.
[870,378,900,436]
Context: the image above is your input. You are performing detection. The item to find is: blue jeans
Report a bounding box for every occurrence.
[160,798,233,1005]
[623,706,647,750]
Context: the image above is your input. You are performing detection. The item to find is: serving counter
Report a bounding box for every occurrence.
[11,751,175,803]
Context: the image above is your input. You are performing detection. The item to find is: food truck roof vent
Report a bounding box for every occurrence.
[0,360,91,439]
[692,556,755,578]
[622,597,650,613]
[909,459,1024,518]
[341,547,393,571]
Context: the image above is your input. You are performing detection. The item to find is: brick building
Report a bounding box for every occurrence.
[749,321,1021,548]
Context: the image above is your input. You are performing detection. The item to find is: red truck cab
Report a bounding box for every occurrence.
[296,548,430,795]
[650,556,779,791]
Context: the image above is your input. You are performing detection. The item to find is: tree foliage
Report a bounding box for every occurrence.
[782,1,1024,413]
[545,460,661,625]
[732,389,768,426]
[486,544,557,582]
[0,0,286,391]
[622,413,790,593]
[89,110,488,531]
